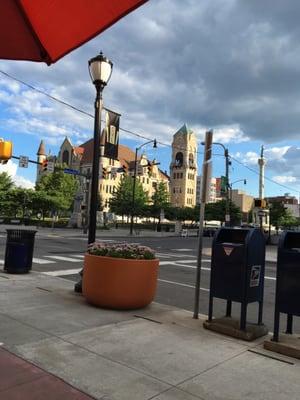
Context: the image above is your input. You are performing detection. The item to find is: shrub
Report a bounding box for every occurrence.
[87,242,156,260]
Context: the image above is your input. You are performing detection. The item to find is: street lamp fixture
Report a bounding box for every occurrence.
[229,178,247,202]
[201,141,230,225]
[88,52,113,245]
[130,139,157,235]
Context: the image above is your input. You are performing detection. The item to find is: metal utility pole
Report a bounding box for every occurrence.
[193,129,213,319]
[224,148,230,226]
[130,147,139,235]
[129,139,157,235]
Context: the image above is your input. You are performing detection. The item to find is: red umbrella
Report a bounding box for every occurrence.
[0,0,148,65]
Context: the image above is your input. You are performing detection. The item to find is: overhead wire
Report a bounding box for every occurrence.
[1,69,299,195]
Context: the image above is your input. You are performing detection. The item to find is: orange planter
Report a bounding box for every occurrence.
[82,254,159,309]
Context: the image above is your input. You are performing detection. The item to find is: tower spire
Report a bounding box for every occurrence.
[258,145,266,200]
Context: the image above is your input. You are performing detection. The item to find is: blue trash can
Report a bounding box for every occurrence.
[4,229,37,273]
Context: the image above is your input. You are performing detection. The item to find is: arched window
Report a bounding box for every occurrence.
[189,153,194,167]
[62,150,69,165]
[175,152,183,167]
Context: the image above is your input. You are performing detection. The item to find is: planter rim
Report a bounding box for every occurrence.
[84,253,159,263]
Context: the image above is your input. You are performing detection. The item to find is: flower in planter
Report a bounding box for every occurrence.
[87,242,156,260]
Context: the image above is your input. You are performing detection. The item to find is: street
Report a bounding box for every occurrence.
[0,231,298,333]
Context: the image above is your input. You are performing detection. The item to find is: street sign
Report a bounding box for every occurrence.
[19,155,28,168]
[63,168,79,175]
[47,161,55,173]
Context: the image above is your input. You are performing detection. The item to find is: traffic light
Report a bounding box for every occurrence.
[0,138,12,164]
[42,159,48,172]
[147,163,153,176]
[254,199,267,208]
[220,176,228,196]
[102,167,108,179]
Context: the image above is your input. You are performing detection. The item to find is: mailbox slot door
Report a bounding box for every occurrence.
[211,243,247,301]
[277,250,300,316]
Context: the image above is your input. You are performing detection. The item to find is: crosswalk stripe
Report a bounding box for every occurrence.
[171,248,193,252]
[43,268,81,276]
[158,278,209,291]
[70,254,84,259]
[44,256,82,262]
[32,257,55,264]
[156,252,196,259]
[0,259,3,265]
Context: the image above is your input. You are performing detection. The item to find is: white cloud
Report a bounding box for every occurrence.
[0,160,35,189]
[273,176,297,184]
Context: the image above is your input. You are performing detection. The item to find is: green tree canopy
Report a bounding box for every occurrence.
[109,175,148,217]
[204,200,241,224]
[36,169,78,212]
[151,182,170,220]
[0,172,14,192]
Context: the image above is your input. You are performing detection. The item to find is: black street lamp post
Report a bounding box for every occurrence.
[130,139,157,235]
[201,141,230,225]
[88,52,113,244]
[74,53,112,293]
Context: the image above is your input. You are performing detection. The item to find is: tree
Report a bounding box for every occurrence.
[270,202,289,230]
[36,169,78,213]
[110,176,148,219]
[0,172,15,215]
[0,172,14,192]
[151,182,170,225]
[205,200,241,224]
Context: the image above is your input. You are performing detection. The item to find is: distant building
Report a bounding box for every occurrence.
[230,189,254,221]
[196,176,218,204]
[36,136,169,226]
[266,194,300,218]
[169,124,197,207]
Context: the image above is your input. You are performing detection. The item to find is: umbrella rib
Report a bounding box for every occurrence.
[14,0,50,64]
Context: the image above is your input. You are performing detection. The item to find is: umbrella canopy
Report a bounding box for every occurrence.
[0,0,148,65]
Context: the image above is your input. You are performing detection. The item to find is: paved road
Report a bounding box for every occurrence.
[0,232,299,333]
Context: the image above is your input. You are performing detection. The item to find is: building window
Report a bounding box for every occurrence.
[62,150,69,165]
[173,173,176,179]
[175,152,183,167]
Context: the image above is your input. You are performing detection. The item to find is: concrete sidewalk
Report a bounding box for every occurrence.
[0,270,299,400]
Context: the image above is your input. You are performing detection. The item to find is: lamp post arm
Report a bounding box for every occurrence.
[137,139,154,151]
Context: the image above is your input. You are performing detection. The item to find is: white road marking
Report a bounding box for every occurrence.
[172,248,193,252]
[70,254,84,259]
[159,260,276,280]
[43,268,82,276]
[32,257,55,264]
[0,259,3,265]
[45,255,82,262]
[158,278,209,291]
[156,252,197,259]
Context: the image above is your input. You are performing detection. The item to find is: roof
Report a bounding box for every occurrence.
[73,146,84,155]
[174,124,191,136]
[79,138,136,166]
[37,140,46,156]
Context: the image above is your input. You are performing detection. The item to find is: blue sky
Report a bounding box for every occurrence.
[1,0,300,199]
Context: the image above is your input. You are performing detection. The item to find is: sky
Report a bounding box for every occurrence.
[1,0,300,199]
